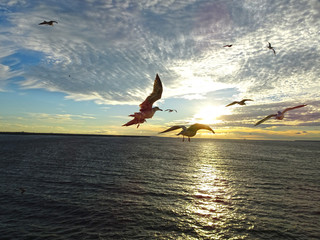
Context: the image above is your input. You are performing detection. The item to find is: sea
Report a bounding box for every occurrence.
[0,134,319,240]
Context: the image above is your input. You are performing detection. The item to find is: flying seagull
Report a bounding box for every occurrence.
[223,45,232,47]
[226,99,253,107]
[254,104,307,126]
[165,109,177,113]
[159,123,215,142]
[267,42,276,55]
[123,74,163,128]
[39,20,58,26]
[19,187,25,194]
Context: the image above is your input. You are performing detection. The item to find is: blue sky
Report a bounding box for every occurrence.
[0,0,319,140]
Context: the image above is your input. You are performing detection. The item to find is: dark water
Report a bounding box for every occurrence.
[0,135,319,240]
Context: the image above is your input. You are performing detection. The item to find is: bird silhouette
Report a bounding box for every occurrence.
[19,187,25,194]
[159,123,215,142]
[123,74,163,128]
[226,99,253,107]
[223,44,232,47]
[165,109,177,113]
[39,20,58,26]
[267,42,276,55]
[254,104,307,126]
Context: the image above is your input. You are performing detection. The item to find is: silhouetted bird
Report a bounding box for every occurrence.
[19,187,25,194]
[226,99,253,107]
[267,42,276,55]
[254,104,307,126]
[159,123,215,142]
[123,74,163,128]
[39,20,58,26]
[165,109,177,113]
[223,45,232,47]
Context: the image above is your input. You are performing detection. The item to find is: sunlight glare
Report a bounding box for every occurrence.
[193,105,231,125]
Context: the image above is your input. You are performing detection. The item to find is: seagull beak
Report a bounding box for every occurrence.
[159,108,163,111]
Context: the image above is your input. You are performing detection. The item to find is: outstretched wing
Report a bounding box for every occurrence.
[122,117,145,127]
[189,124,215,134]
[243,99,253,102]
[159,125,185,134]
[39,21,47,25]
[272,48,276,55]
[254,114,276,126]
[282,104,307,114]
[165,109,177,112]
[226,101,238,107]
[139,74,163,111]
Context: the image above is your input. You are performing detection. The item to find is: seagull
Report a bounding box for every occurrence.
[19,187,25,194]
[159,123,215,142]
[223,45,232,47]
[267,42,276,55]
[39,20,58,26]
[165,109,177,113]
[254,104,307,126]
[123,74,163,128]
[226,99,253,107]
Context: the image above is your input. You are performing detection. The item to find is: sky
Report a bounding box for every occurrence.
[0,0,319,140]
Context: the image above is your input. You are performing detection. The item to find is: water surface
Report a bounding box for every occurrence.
[0,135,319,239]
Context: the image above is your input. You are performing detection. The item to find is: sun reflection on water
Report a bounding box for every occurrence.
[186,143,251,239]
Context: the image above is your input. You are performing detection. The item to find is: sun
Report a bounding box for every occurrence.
[192,105,231,125]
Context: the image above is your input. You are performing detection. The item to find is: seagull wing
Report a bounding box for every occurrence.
[39,21,46,25]
[282,104,307,114]
[243,99,253,102]
[189,124,215,134]
[226,101,238,107]
[139,74,163,111]
[254,114,277,126]
[159,125,185,134]
[165,109,177,112]
[272,48,276,55]
[122,117,145,127]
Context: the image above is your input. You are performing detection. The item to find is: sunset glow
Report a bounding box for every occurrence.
[192,105,231,125]
[0,1,319,140]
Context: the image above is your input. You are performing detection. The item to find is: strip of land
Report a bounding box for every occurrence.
[0,131,150,138]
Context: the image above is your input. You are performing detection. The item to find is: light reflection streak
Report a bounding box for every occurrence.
[186,143,251,239]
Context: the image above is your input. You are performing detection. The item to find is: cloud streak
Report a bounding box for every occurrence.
[0,0,319,133]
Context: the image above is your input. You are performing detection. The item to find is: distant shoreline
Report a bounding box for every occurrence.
[293,140,320,142]
[0,131,150,138]
[0,132,319,142]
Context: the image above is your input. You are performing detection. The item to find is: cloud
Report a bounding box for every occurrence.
[0,0,319,114]
[27,112,96,122]
[0,64,11,90]
[218,100,319,127]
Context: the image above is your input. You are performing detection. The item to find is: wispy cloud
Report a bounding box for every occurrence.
[0,0,319,133]
[28,112,96,121]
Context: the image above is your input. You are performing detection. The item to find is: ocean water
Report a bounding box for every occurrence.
[0,135,319,240]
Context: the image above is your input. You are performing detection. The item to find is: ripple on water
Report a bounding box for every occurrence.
[0,136,319,239]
